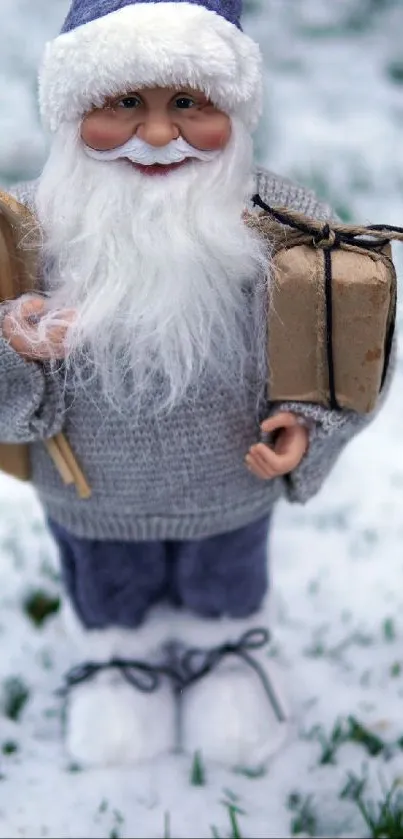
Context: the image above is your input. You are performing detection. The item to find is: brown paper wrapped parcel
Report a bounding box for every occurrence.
[246,210,396,414]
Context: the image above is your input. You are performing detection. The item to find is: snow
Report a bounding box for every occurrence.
[1,1,403,836]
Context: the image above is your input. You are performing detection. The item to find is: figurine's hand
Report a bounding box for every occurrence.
[2,296,74,362]
[245,412,309,480]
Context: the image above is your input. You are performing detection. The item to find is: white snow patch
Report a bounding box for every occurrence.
[1,1,403,837]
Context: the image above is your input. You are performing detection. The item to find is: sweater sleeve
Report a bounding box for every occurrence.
[0,336,66,444]
[278,337,395,503]
[278,404,374,504]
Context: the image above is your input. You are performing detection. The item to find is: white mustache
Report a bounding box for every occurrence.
[83,135,221,166]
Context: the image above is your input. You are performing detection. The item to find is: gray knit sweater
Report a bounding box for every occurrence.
[1,167,379,540]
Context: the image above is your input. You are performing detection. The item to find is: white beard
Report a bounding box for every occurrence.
[34,119,270,417]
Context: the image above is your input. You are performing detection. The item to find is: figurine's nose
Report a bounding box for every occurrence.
[136,115,180,147]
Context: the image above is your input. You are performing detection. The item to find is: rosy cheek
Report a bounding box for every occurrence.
[199,127,230,149]
[184,117,232,151]
[80,114,134,150]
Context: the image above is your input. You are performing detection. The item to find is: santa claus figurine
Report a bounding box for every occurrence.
[1,0,376,770]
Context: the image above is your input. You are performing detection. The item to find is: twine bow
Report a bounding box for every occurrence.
[58,658,167,695]
[59,627,287,724]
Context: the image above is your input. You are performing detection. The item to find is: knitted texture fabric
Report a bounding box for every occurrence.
[5,167,375,541]
[61,0,243,33]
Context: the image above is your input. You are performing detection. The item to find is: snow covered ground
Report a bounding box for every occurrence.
[1,1,403,837]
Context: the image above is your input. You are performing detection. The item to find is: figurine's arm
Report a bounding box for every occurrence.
[246,364,394,502]
[277,341,395,503]
[0,181,67,443]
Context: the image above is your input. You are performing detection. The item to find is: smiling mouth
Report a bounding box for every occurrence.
[127,159,192,176]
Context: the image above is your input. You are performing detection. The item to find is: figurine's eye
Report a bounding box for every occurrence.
[117,96,142,109]
[174,96,197,110]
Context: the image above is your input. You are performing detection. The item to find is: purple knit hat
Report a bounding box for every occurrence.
[61,0,243,32]
[39,0,262,133]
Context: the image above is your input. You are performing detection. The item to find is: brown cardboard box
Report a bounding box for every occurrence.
[247,212,396,414]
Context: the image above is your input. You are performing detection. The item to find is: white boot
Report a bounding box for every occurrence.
[65,670,176,768]
[60,603,177,768]
[174,610,290,770]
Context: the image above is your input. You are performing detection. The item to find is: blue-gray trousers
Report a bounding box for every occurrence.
[48,516,271,630]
